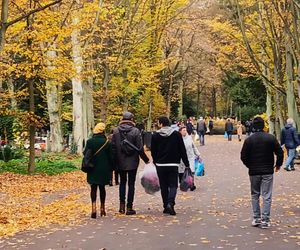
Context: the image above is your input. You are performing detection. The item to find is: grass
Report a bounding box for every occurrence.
[0,153,81,175]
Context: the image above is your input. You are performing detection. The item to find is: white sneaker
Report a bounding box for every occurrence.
[261,220,271,229]
[252,218,261,227]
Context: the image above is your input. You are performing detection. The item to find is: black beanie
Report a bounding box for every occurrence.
[122,112,134,120]
[253,117,264,131]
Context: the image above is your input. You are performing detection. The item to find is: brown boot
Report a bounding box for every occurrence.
[119,202,125,214]
[91,202,96,219]
[126,206,136,215]
[100,203,106,217]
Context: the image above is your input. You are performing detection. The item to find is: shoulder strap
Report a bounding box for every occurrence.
[93,139,108,157]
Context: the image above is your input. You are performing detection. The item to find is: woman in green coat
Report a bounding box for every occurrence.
[84,122,113,218]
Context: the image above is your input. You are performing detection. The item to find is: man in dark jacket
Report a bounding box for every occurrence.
[112,112,145,215]
[225,118,234,141]
[197,117,207,145]
[281,118,300,171]
[241,117,283,229]
[186,119,194,135]
[151,116,190,216]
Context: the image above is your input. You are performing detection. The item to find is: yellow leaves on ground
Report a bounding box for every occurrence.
[0,172,89,237]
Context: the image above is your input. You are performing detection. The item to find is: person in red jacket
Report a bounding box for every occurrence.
[241,117,283,229]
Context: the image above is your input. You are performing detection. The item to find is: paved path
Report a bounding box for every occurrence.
[1,135,299,250]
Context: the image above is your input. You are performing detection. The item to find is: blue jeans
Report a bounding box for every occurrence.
[198,131,205,145]
[250,174,273,222]
[285,148,296,168]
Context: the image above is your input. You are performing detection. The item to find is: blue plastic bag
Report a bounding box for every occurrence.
[195,159,205,176]
[224,131,228,138]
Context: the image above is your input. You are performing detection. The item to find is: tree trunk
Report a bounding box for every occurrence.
[28,78,36,174]
[286,43,300,128]
[266,88,275,135]
[147,99,153,131]
[86,71,94,135]
[166,74,173,118]
[100,63,109,121]
[178,80,183,117]
[7,77,17,109]
[27,0,35,174]
[45,45,64,152]
[71,0,85,154]
[196,83,200,118]
[275,91,284,140]
[0,0,8,51]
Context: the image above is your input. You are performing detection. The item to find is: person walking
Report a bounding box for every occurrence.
[245,120,253,137]
[241,117,283,229]
[186,119,194,136]
[208,118,214,135]
[237,121,243,142]
[107,129,119,186]
[151,116,190,216]
[179,126,200,191]
[112,112,145,215]
[225,118,234,141]
[197,117,207,146]
[280,118,300,171]
[84,122,113,218]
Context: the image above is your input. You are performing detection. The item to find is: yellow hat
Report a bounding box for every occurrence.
[93,123,106,134]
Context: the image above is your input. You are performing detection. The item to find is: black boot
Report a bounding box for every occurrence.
[119,202,125,214]
[126,206,136,215]
[166,203,176,216]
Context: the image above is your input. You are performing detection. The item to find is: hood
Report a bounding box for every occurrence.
[285,124,293,129]
[118,120,135,133]
[157,126,175,137]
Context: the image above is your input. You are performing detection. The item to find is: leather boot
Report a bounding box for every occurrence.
[100,203,106,217]
[91,202,96,219]
[126,206,136,215]
[119,202,125,214]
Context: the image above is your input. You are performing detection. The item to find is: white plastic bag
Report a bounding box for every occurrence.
[194,133,199,141]
[139,163,160,195]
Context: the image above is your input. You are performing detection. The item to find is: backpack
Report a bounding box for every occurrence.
[119,129,136,156]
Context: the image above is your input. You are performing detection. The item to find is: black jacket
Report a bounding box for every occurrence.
[280,124,300,149]
[241,131,283,176]
[151,128,189,168]
[225,121,234,132]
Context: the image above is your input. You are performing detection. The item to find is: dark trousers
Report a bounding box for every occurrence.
[156,166,178,208]
[227,131,232,141]
[90,184,106,204]
[119,169,137,208]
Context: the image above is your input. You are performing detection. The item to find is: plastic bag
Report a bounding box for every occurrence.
[180,167,194,192]
[139,163,160,195]
[194,133,199,141]
[195,159,205,176]
[224,131,228,138]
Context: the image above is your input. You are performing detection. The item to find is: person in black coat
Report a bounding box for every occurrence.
[112,112,148,215]
[241,117,283,229]
[186,119,194,135]
[151,116,190,216]
[225,118,234,141]
[281,118,300,171]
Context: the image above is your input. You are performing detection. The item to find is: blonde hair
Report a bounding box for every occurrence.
[93,123,106,134]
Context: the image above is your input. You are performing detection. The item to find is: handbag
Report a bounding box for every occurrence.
[81,139,108,173]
